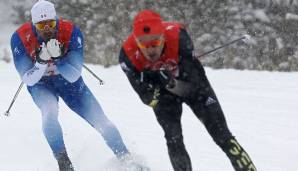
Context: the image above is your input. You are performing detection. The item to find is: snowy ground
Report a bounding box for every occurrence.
[0,61,297,171]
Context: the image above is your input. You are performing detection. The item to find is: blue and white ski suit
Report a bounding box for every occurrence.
[10,19,128,159]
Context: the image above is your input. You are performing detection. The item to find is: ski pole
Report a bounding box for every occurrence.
[83,64,104,85]
[4,82,24,117]
[196,34,251,58]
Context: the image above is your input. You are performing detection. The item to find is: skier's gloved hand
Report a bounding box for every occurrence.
[46,39,61,58]
[141,69,173,88]
[157,69,173,88]
[36,42,51,64]
[149,88,160,108]
[141,69,157,84]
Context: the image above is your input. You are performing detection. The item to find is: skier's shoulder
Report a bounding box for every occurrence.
[10,30,24,52]
[119,47,137,75]
[11,22,32,44]
[11,31,21,45]
[57,18,83,38]
[71,25,83,39]
[178,28,194,55]
[122,34,136,49]
[16,22,32,33]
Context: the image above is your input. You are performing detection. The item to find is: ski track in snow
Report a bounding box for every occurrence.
[0,62,298,171]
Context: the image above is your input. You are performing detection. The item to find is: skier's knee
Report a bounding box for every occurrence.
[166,135,192,171]
[206,119,233,146]
[213,134,234,148]
[41,109,59,126]
[166,134,185,152]
[40,102,58,121]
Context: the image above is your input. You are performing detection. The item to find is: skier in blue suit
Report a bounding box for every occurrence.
[10,1,130,170]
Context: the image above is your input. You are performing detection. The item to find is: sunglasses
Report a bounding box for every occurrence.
[35,20,57,30]
[137,39,164,49]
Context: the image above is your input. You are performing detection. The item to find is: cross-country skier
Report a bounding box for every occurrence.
[10,0,135,170]
[119,9,257,171]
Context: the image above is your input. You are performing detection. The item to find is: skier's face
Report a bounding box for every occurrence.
[35,19,57,42]
[135,34,165,62]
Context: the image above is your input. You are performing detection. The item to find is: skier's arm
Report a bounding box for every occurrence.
[119,48,157,106]
[11,32,47,86]
[178,28,206,84]
[179,29,194,59]
[55,26,83,83]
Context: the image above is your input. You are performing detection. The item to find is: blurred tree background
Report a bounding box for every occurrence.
[9,0,298,71]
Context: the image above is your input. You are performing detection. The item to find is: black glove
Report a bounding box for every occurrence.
[141,69,158,85]
[156,69,173,88]
[141,69,173,88]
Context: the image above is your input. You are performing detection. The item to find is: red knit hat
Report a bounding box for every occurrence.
[133,10,164,37]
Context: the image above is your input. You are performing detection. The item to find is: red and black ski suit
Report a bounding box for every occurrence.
[119,22,256,171]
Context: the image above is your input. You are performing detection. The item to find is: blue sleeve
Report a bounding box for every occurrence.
[55,26,84,83]
[11,32,34,79]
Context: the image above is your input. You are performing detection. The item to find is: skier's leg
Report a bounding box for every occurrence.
[55,150,74,171]
[60,78,129,157]
[153,95,192,171]
[187,82,256,171]
[28,85,73,170]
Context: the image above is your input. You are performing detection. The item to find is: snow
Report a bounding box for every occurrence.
[286,13,298,20]
[0,61,298,171]
[254,10,270,23]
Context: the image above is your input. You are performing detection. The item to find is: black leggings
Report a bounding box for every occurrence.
[153,82,256,171]
[154,95,192,171]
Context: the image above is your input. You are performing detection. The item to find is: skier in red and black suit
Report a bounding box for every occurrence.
[119,10,257,171]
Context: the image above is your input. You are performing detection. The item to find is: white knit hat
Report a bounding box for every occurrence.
[31,0,56,24]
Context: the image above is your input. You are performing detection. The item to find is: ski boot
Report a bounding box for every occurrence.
[56,151,74,171]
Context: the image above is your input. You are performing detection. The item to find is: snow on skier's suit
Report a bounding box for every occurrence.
[11,18,128,158]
